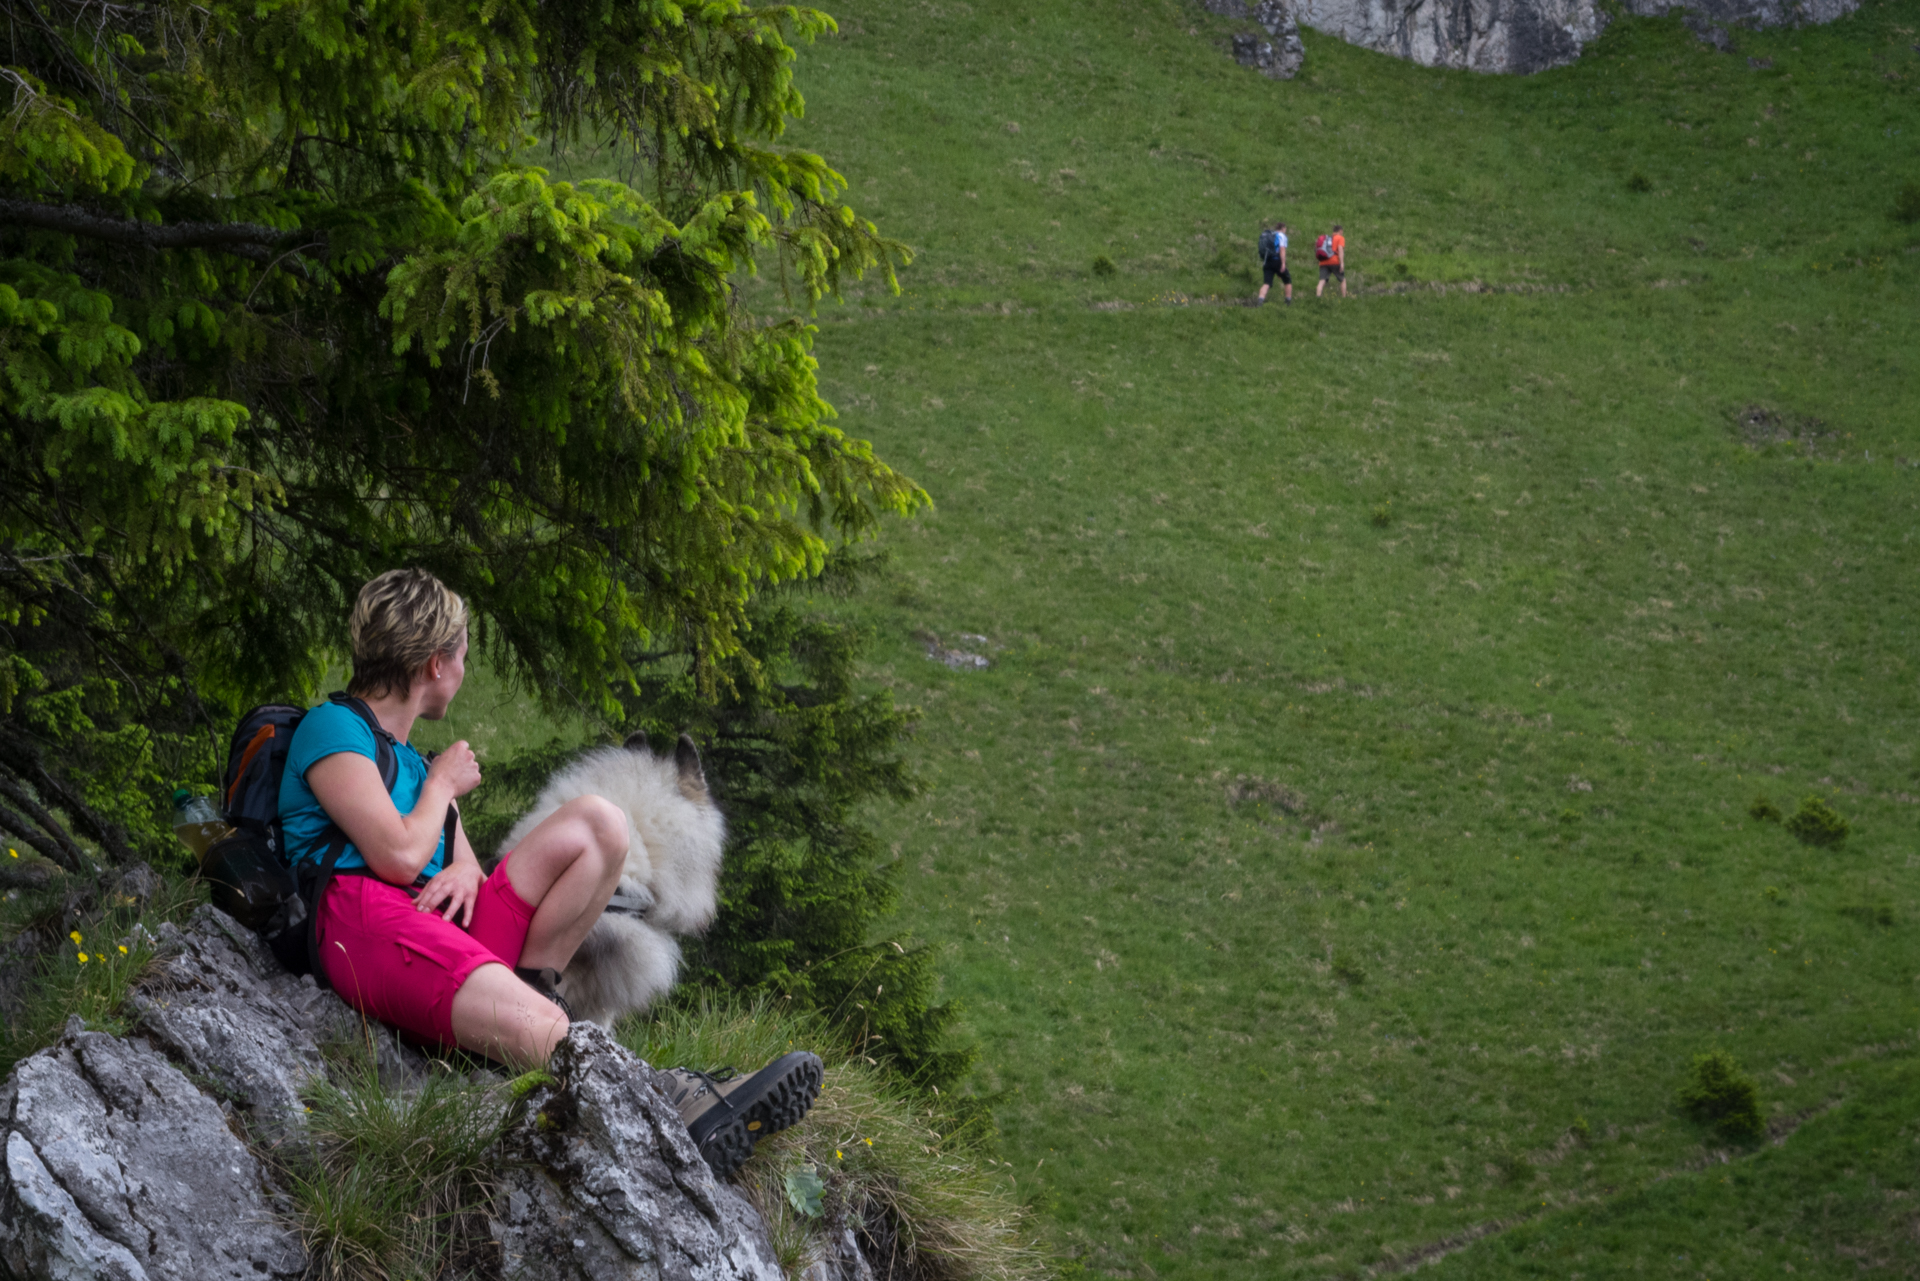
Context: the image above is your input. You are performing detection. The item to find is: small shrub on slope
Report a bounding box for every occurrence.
[1678,1050,1764,1142]
[1747,794,1783,823]
[626,997,1047,1281]
[1895,180,1920,225]
[1784,795,1849,847]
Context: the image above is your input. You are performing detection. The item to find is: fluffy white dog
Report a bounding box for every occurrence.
[502,734,725,1025]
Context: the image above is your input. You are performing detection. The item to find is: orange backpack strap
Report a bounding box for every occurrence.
[227,723,276,810]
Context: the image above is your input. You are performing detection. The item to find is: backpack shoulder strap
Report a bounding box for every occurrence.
[326,692,399,792]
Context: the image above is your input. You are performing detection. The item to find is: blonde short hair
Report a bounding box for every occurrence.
[347,569,467,699]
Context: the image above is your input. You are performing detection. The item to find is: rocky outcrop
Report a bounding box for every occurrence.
[1205,0,1308,79]
[492,1021,782,1281]
[0,1017,306,1281]
[0,905,806,1281]
[1204,0,1859,75]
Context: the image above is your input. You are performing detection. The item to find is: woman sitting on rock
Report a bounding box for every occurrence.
[280,569,817,1174]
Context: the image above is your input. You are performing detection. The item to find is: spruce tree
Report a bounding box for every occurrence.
[0,0,923,864]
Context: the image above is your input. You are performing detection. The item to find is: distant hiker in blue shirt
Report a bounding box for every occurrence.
[1257,220,1293,306]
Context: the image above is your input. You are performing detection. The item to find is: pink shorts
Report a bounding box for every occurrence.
[315,855,537,1048]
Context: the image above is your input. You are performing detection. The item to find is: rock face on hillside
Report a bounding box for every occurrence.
[1204,0,1308,78]
[0,905,797,1281]
[1203,0,1859,75]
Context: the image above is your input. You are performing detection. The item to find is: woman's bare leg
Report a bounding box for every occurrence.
[445,794,625,1065]
[449,962,570,1066]
[501,794,627,972]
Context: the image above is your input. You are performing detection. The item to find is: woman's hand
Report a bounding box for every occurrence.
[428,740,482,800]
[416,857,485,926]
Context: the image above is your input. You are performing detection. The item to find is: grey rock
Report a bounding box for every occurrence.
[127,905,429,1121]
[1279,0,1858,74]
[799,1227,874,1281]
[0,1018,305,1281]
[106,862,164,910]
[492,1021,782,1281]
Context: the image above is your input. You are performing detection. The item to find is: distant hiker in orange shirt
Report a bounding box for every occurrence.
[1315,224,1348,298]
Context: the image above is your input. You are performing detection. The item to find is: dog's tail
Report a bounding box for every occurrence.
[563,916,682,1026]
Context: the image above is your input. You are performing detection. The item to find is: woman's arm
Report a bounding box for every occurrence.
[307,741,481,885]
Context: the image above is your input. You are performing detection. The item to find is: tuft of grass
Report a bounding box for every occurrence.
[1330,947,1367,986]
[1783,794,1849,847]
[1678,1050,1764,1142]
[279,1042,507,1281]
[1747,794,1783,823]
[1895,179,1920,224]
[1838,901,1894,928]
[625,996,1048,1281]
[1091,254,1116,278]
[1625,171,1653,193]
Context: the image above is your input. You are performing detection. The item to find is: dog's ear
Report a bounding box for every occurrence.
[623,731,653,752]
[674,733,708,801]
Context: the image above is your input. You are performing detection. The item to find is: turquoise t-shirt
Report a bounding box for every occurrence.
[278,701,445,879]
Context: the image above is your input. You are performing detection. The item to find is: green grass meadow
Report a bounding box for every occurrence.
[519,1,1920,1274]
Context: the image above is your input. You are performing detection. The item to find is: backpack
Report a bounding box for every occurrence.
[1315,234,1336,262]
[1259,229,1281,262]
[199,693,421,984]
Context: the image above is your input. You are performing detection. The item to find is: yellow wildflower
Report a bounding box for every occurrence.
[118,945,129,955]
[835,1149,844,1160]
[8,848,16,858]
[77,953,89,964]
[69,930,82,945]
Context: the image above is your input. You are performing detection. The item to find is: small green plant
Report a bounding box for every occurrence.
[1558,807,1582,825]
[1493,1149,1534,1183]
[506,1068,554,1099]
[1763,885,1784,904]
[1784,795,1849,847]
[1748,795,1783,823]
[1331,947,1366,986]
[1626,171,1653,193]
[1568,1117,1593,1146]
[1091,254,1117,277]
[1839,902,1894,928]
[1678,1050,1764,1141]
[784,1164,827,1217]
[1895,180,1920,225]
[1370,502,1393,527]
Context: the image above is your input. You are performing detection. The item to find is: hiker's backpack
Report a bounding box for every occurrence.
[200,693,401,983]
[1315,234,1336,262]
[1259,229,1281,262]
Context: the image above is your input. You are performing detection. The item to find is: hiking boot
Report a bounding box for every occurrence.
[515,966,573,1018]
[658,1051,824,1179]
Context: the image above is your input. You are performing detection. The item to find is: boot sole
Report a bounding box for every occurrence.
[685,1051,823,1180]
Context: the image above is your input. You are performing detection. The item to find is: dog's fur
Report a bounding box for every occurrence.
[502,734,724,1025]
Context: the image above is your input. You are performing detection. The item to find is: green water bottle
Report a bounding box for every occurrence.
[171,788,233,861]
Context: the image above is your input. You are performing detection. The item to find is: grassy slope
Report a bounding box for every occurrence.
[718,1,1920,1276]
[508,2,1920,1274]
